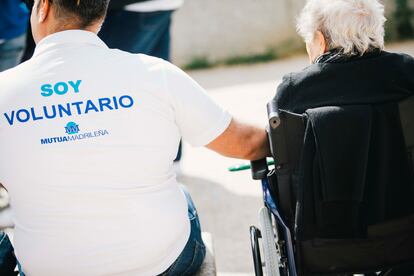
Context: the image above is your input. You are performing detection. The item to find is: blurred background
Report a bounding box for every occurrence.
[170,0,414,68]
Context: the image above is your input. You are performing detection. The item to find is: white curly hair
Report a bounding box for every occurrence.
[296,0,386,55]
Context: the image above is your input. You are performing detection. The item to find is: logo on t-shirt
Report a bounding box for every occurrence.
[40,122,109,145]
[65,122,80,135]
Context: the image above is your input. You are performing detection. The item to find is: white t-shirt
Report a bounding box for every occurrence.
[0,30,231,276]
[125,0,184,12]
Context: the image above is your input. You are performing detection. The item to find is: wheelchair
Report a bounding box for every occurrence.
[247,95,414,276]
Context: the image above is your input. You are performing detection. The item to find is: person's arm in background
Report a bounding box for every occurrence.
[207,119,269,160]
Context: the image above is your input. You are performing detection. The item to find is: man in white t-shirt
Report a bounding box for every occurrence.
[0,0,269,275]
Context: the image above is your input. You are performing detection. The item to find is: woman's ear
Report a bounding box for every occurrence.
[306,31,329,64]
[315,30,328,54]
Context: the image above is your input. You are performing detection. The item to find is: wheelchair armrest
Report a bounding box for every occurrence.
[250,158,269,180]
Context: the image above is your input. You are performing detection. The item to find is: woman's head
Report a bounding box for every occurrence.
[297,0,386,63]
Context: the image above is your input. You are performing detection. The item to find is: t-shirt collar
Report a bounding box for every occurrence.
[33,30,108,58]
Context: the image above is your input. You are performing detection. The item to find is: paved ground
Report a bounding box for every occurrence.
[179,41,414,275]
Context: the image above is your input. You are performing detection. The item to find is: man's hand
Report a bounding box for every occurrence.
[206,118,270,160]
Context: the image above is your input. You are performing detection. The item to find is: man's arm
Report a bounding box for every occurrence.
[206,119,270,160]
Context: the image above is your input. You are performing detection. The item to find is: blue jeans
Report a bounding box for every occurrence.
[0,34,26,72]
[99,10,172,61]
[159,186,206,275]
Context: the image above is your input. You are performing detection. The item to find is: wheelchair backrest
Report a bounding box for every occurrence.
[400,95,414,173]
[268,95,414,174]
[267,110,305,171]
[266,95,414,233]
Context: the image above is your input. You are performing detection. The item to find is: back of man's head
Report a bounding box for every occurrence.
[50,0,109,28]
[31,0,109,42]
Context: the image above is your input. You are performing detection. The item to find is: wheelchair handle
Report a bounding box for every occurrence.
[267,101,281,129]
[228,159,275,172]
[250,158,269,180]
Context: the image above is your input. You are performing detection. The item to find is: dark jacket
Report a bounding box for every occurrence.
[271,51,414,240]
[272,51,414,114]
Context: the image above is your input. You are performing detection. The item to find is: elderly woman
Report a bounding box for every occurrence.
[268,0,414,273]
[273,0,414,113]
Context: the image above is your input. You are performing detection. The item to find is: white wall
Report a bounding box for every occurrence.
[170,0,306,66]
[170,0,406,67]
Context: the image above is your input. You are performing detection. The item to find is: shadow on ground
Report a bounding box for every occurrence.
[178,174,262,274]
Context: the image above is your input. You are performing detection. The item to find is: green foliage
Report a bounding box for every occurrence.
[182,39,305,71]
[183,50,279,71]
[394,0,414,39]
[183,57,213,70]
[384,19,397,42]
[224,49,278,66]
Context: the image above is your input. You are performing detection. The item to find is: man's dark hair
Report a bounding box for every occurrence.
[51,0,109,28]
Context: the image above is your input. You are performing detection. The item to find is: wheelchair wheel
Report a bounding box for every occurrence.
[259,207,280,276]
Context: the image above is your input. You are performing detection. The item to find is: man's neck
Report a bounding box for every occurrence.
[36,22,101,44]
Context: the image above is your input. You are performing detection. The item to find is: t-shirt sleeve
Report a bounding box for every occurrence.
[162,62,232,147]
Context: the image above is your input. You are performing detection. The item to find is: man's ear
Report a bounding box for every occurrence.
[38,0,51,23]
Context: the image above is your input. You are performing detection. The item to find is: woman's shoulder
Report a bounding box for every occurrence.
[277,63,325,90]
[369,51,414,77]
[382,51,414,89]
[273,64,326,111]
[277,50,414,89]
[382,50,413,59]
